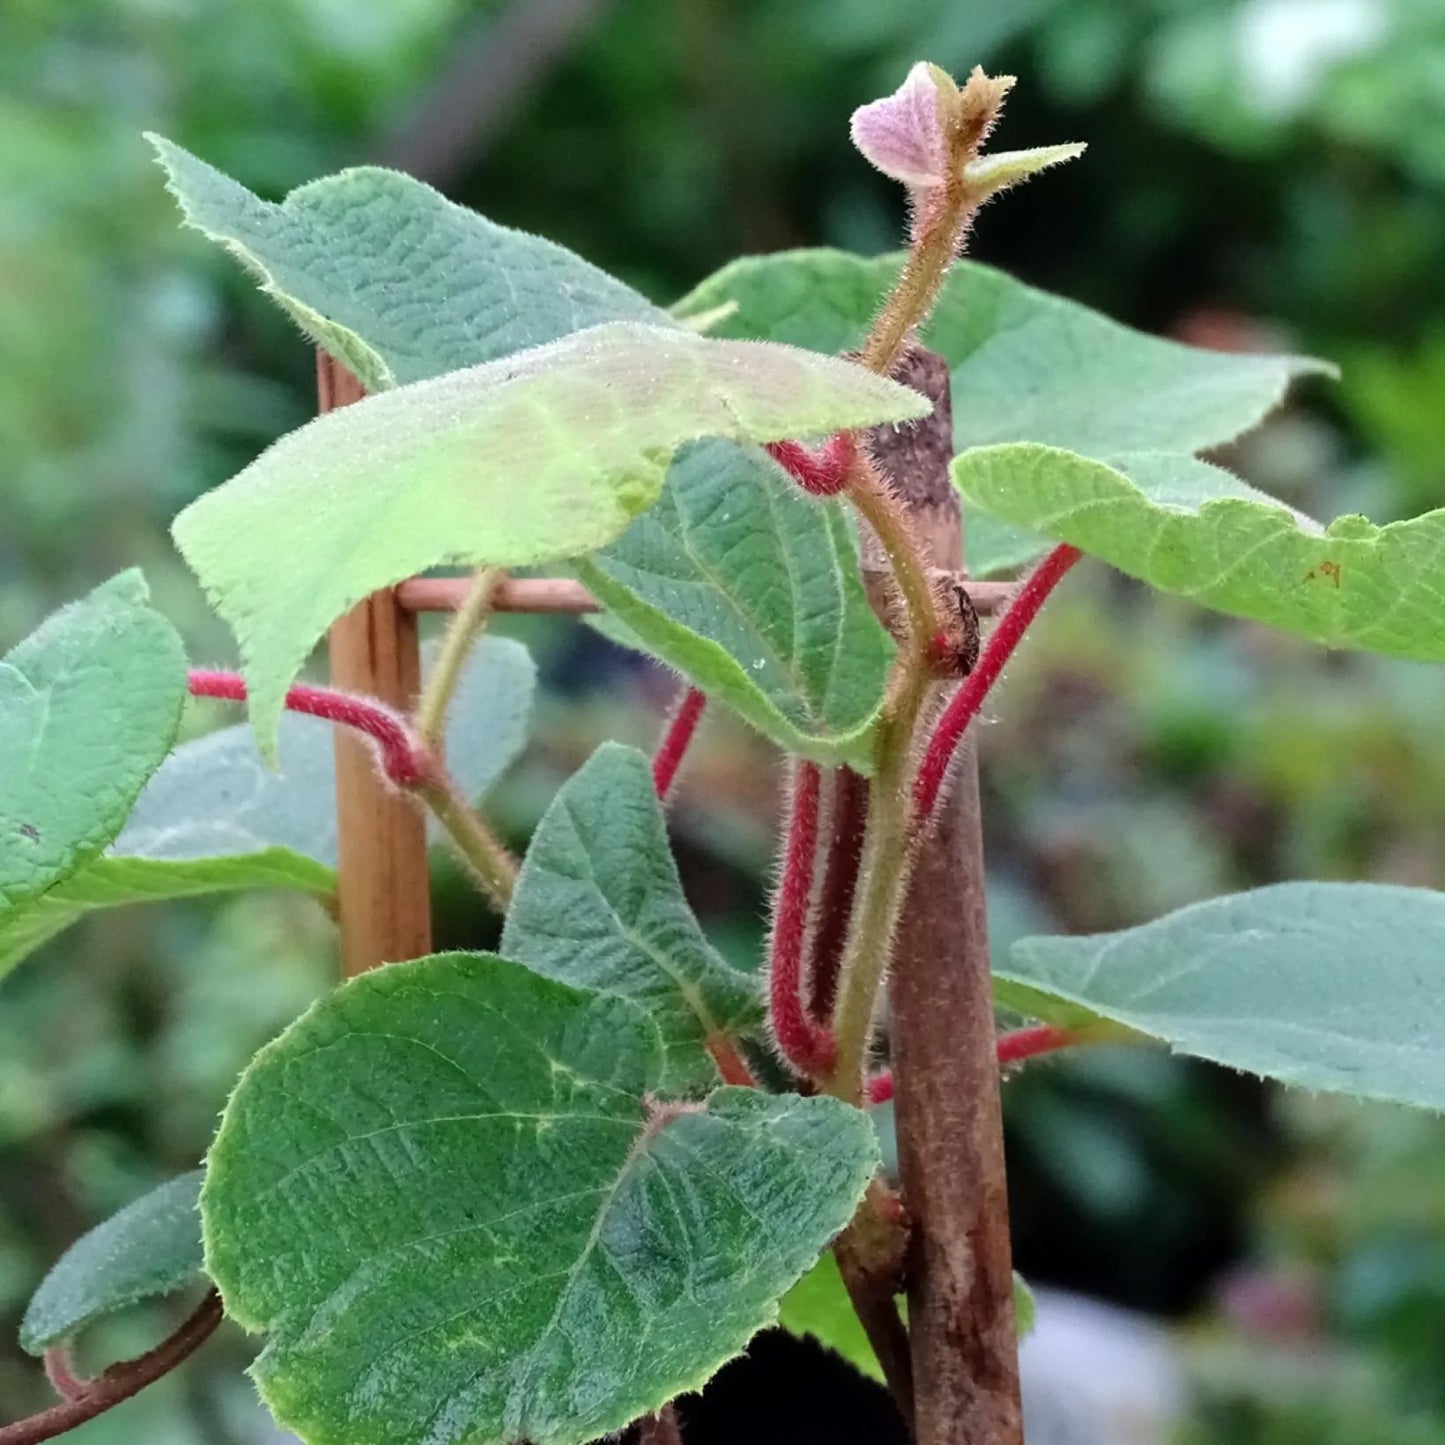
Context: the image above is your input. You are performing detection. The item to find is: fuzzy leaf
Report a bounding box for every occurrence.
[673,248,1330,575]
[952,446,1445,660]
[673,250,1330,459]
[173,321,926,755]
[502,744,761,1092]
[148,136,670,391]
[0,574,187,980]
[1000,883,1445,1109]
[581,440,895,768]
[0,638,534,974]
[154,148,908,754]
[20,1173,206,1354]
[203,952,877,1445]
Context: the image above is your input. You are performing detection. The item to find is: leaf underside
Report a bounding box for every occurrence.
[1001,882,1445,1110]
[952,446,1445,660]
[20,1172,206,1355]
[581,439,894,768]
[173,320,925,756]
[203,952,877,1445]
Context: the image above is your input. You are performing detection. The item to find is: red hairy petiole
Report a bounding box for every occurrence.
[912,543,1081,832]
[769,761,837,1077]
[186,670,433,788]
[652,687,706,799]
[766,435,854,497]
[865,1023,1082,1104]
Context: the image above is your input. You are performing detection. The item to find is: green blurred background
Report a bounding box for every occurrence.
[3,0,1445,1439]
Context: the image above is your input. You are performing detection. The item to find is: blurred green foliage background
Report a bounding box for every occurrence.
[3,0,1445,1439]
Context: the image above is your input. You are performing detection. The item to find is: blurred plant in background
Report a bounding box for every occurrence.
[2,0,1444,1439]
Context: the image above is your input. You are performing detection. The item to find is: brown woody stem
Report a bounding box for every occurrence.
[0,1292,223,1445]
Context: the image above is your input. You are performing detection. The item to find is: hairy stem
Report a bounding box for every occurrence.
[846,452,943,659]
[769,761,835,1077]
[866,1024,1089,1104]
[414,567,499,749]
[913,544,1081,832]
[0,1292,223,1445]
[187,670,431,787]
[807,767,870,1021]
[417,776,518,910]
[652,687,706,799]
[826,664,934,1105]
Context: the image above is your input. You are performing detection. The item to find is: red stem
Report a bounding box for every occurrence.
[912,544,1081,832]
[806,767,870,1022]
[0,1292,223,1445]
[765,435,852,496]
[41,1351,83,1403]
[652,687,706,799]
[769,761,836,1077]
[187,669,432,788]
[706,1035,758,1088]
[865,1023,1083,1104]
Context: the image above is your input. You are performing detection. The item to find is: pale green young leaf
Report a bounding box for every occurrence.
[1000,883,1445,1109]
[0,638,535,975]
[148,136,671,391]
[203,952,877,1445]
[0,573,187,977]
[952,446,1445,660]
[581,440,895,768]
[502,743,761,1092]
[173,322,926,755]
[20,1172,206,1354]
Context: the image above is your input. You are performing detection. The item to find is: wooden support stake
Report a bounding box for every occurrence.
[866,348,1023,1445]
[319,353,433,976]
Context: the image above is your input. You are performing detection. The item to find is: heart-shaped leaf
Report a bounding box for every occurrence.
[21,1172,206,1354]
[1000,883,1445,1109]
[0,572,186,978]
[204,952,876,1445]
[581,440,894,767]
[174,321,926,755]
[502,743,761,1091]
[951,445,1445,660]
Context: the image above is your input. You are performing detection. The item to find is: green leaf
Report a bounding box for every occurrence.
[153,149,903,757]
[1000,883,1445,1110]
[148,136,671,392]
[20,1172,206,1355]
[502,743,761,1092]
[174,321,927,756]
[0,573,187,978]
[674,250,1330,458]
[777,1253,885,1384]
[778,1255,1036,1384]
[203,952,877,1445]
[951,446,1445,660]
[674,249,1330,576]
[0,637,534,975]
[580,440,895,767]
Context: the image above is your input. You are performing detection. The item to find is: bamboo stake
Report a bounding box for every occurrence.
[319,353,433,976]
[395,574,1015,617]
[865,348,1022,1444]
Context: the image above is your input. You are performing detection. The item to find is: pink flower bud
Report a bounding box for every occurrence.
[849,62,951,189]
